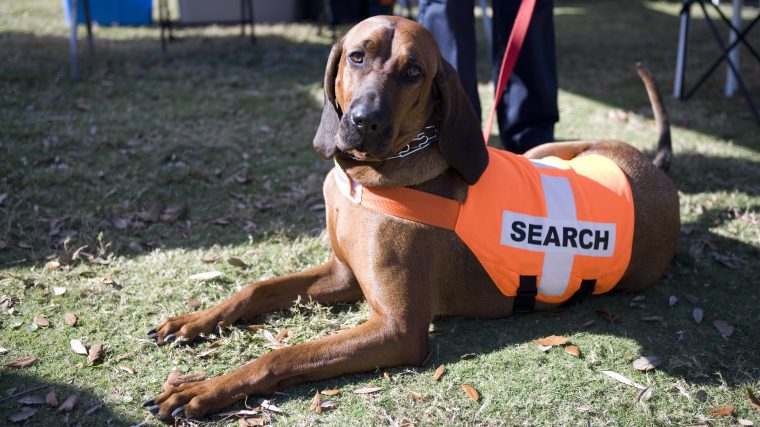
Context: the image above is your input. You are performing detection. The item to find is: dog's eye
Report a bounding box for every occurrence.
[349,52,364,64]
[406,66,422,79]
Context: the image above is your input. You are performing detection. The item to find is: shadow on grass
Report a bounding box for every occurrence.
[1,29,335,267]
[672,153,760,195]
[0,371,143,426]
[551,0,760,150]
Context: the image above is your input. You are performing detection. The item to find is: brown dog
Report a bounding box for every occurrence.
[144,16,680,421]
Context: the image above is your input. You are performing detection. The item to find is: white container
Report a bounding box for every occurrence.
[177,0,297,24]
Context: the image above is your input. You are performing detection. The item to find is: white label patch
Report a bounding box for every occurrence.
[500,211,616,257]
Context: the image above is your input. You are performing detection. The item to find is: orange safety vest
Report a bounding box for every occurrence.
[334,147,635,304]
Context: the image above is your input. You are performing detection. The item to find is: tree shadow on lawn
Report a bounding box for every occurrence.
[0,29,336,267]
[0,371,143,426]
[551,0,760,150]
[672,152,760,196]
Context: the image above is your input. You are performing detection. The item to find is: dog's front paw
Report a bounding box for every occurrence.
[145,376,236,423]
[148,308,226,345]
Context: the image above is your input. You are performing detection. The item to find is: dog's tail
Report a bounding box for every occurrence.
[635,62,672,174]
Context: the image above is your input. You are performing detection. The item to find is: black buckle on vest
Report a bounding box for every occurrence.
[513,275,537,314]
[562,279,597,307]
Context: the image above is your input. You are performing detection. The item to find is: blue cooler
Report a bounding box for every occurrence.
[63,0,152,26]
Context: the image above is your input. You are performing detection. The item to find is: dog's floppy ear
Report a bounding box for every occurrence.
[313,39,344,159]
[433,59,488,184]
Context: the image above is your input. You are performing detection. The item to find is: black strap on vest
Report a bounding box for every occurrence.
[562,279,597,307]
[513,275,537,314]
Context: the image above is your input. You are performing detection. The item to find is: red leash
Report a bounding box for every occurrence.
[482,0,537,145]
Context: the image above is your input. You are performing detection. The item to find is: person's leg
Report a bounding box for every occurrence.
[418,0,480,120]
[492,0,558,153]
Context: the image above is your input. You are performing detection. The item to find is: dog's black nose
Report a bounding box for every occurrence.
[350,106,381,135]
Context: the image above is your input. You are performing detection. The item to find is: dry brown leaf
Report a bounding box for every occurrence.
[57,394,79,412]
[565,345,581,357]
[201,254,220,263]
[632,356,663,372]
[188,271,224,282]
[461,384,480,401]
[168,371,206,387]
[637,387,653,403]
[46,390,58,407]
[310,391,322,414]
[239,418,267,426]
[246,324,265,332]
[748,388,760,413]
[321,389,340,396]
[0,347,7,355]
[275,329,289,342]
[595,310,620,322]
[46,261,61,270]
[668,295,678,306]
[640,315,664,322]
[259,399,284,413]
[227,257,249,269]
[115,353,132,362]
[7,355,37,368]
[87,343,104,365]
[211,216,232,226]
[70,339,88,355]
[534,335,569,347]
[9,409,37,422]
[738,419,754,426]
[118,365,135,375]
[18,395,46,405]
[537,344,552,352]
[84,404,102,415]
[713,320,734,337]
[52,287,67,296]
[715,344,727,356]
[320,400,339,409]
[76,99,91,111]
[460,353,477,360]
[433,364,445,381]
[693,308,704,324]
[582,319,596,327]
[409,391,427,401]
[709,405,735,416]
[33,316,49,328]
[353,387,383,394]
[64,312,77,326]
[685,294,700,304]
[601,370,646,390]
[185,299,202,308]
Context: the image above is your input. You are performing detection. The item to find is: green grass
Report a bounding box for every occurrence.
[1,0,759,425]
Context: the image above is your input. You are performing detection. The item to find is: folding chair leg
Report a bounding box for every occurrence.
[673,0,693,98]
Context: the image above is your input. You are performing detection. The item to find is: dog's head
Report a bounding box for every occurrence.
[313,16,488,185]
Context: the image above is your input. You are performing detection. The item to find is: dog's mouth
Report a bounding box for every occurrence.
[337,124,440,163]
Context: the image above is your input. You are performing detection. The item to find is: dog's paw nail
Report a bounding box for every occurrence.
[213,325,221,334]
[141,399,155,407]
[147,328,156,336]
[148,332,158,340]
[147,404,161,414]
[164,333,176,343]
[171,407,185,418]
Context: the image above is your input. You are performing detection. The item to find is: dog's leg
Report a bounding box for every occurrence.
[149,300,430,421]
[150,256,360,344]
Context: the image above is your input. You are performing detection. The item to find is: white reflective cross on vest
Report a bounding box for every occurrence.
[499,161,617,297]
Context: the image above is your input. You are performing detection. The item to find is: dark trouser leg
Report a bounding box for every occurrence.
[493,0,558,153]
[418,0,481,120]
